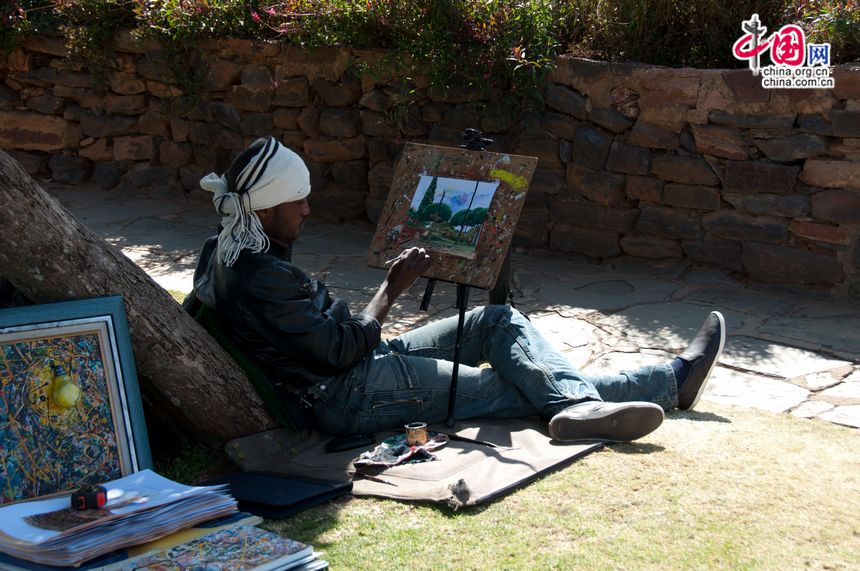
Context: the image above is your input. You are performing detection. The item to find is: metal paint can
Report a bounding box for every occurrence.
[404,421,428,446]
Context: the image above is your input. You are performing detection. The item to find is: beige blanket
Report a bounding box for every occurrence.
[226,418,601,509]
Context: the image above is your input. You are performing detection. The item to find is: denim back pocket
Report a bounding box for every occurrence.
[369,354,427,411]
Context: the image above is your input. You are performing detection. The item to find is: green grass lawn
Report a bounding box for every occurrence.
[265,402,859,570]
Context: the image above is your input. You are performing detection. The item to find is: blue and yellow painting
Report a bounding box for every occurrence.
[0,325,124,504]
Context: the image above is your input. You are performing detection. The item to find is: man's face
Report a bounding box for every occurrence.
[258,198,311,243]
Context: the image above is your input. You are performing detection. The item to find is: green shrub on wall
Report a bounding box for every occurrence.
[137,0,258,43]
[2,1,858,97]
[1,0,57,51]
[567,0,791,68]
[245,0,570,112]
[795,0,860,63]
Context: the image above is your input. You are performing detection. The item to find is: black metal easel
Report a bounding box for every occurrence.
[420,129,511,428]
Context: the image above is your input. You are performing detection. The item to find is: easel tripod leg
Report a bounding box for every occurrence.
[446,284,470,428]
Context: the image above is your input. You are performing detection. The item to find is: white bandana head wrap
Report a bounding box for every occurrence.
[199,137,311,267]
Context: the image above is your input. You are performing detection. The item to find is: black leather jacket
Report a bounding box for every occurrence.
[193,236,382,393]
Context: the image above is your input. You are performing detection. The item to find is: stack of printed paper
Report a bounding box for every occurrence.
[0,470,238,567]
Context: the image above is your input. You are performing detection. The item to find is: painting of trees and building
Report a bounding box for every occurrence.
[396,174,500,259]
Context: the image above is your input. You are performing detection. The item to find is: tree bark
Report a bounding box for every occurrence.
[0,150,278,442]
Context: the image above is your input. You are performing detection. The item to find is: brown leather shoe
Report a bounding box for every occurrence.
[677,311,726,410]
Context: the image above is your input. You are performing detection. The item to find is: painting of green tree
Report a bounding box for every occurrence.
[400,174,500,258]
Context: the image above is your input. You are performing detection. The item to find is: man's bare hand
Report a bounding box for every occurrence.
[363,248,431,325]
[385,247,431,299]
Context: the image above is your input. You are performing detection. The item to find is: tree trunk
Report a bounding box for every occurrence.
[0,150,278,442]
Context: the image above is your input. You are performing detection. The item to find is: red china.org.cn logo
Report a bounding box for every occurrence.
[732,13,834,89]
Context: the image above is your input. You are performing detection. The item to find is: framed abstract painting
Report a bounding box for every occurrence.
[0,296,151,504]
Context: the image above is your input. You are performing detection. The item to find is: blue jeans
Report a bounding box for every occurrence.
[313,305,678,435]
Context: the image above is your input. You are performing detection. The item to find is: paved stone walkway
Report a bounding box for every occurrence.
[47,183,860,429]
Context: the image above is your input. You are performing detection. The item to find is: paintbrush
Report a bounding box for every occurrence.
[384,253,405,265]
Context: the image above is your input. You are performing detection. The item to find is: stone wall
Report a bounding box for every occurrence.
[1,34,859,299]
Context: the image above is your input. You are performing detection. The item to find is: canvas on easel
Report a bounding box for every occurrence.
[368,142,538,290]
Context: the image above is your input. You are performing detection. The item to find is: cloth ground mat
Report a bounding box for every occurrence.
[226,418,602,509]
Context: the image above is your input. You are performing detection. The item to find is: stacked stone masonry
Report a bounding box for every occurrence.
[1,35,859,299]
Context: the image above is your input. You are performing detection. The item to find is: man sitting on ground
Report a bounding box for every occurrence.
[190,137,725,443]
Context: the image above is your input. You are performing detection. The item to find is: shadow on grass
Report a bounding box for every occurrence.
[266,498,357,548]
[605,442,666,455]
[670,409,732,423]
